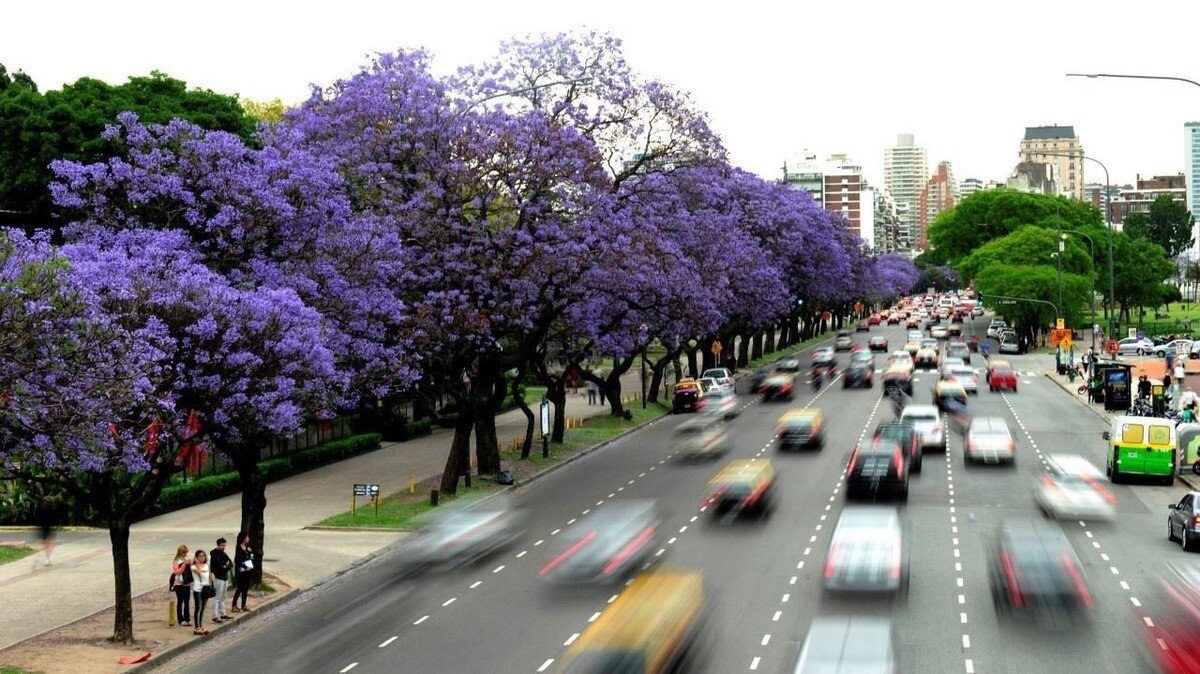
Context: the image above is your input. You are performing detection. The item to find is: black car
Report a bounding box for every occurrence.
[881,370,913,397]
[842,359,875,388]
[988,519,1094,624]
[775,358,803,373]
[873,421,921,473]
[748,367,772,393]
[845,438,909,501]
[672,380,702,413]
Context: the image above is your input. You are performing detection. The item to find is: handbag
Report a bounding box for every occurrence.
[201,584,216,599]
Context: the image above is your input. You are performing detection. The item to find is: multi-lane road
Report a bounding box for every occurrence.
[167,319,1188,674]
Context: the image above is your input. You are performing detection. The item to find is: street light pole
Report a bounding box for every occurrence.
[1029,150,1116,339]
[1061,230,1097,349]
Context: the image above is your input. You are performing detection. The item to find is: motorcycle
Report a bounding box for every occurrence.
[811,368,823,390]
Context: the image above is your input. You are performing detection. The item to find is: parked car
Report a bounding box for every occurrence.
[1116,337,1156,356]
[700,368,733,390]
[1155,339,1194,358]
[998,337,1020,354]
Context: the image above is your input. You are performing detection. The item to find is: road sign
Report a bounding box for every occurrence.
[1060,335,1073,351]
[711,340,723,356]
[1105,339,1119,356]
[1049,329,1072,347]
[1137,331,1146,340]
[353,484,379,497]
[1056,318,1065,330]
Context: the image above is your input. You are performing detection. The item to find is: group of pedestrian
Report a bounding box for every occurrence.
[170,532,255,636]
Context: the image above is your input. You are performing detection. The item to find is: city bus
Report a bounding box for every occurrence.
[1103,415,1176,485]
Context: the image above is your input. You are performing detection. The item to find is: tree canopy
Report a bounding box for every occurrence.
[1123,194,1195,259]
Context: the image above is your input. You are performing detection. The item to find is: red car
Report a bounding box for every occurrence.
[987,364,1018,392]
[1142,564,1200,674]
[867,315,881,326]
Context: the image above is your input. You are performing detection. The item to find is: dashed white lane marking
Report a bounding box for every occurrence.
[516,551,527,558]
[1121,580,1130,590]
[761,634,771,646]
[960,612,968,624]
[567,518,576,525]
[608,594,618,603]
[442,597,457,607]
[966,659,975,673]
[564,633,580,646]
[493,565,506,573]
[379,636,397,648]
[537,659,555,672]
[588,611,602,622]
[550,529,561,536]
[962,634,971,649]
[750,656,762,670]
[1131,597,1142,607]
[534,539,544,546]
[413,615,429,625]
[470,580,482,589]
[772,610,782,621]
[340,663,358,673]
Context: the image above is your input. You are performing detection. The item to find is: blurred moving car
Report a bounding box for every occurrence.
[947,365,979,394]
[558,568,707,674]
[673,417,731,462]
[965,416,1016,465]
[903,341,921,359]
[1035,454,1115,521]
[988,519,1093,624]
[792,616,898,674]
[987,361,1018,392]
[1167,491,1200,551]
[405,504,525,569]
[1140,563,1200,674]
[845,438,909,501]
[914,347,938,370]
[948,322,963,337]
[539,500,660,583]
[933,380,967,412]
[760,372,797,402]
[907,330,923,343]
[843,354,875,388]
[697,387,738,420]
[672,379,703,413]
[823,506,909,593]
[748,367,772,393]
[700,368,733,390]
[702,460,776,518]
[906,317,920,329]
[812,346,838,374]
[882,366,914,397]
[869,336,889,352]
[874,420,922,473]
[869,314,882,325]
[698,376,722,394]
[776,358,803,373]
[834,330,854,351]
[930,325,950,340]
[776,409,824,451]
[900,404,943,450]
[946,341,971,364]
[856,320,870,332]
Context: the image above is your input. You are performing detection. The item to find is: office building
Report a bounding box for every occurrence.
[959,178,985,199]
[783,151,868,242]
[1187,122,1200,257]
[917,162,957,249]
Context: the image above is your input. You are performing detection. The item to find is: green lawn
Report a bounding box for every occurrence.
[314,401,671,530]
[0,666,41,674]
[0,546,35,566]
[746,329,836,370]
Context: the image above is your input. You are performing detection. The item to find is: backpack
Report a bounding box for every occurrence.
[169,562,193,590]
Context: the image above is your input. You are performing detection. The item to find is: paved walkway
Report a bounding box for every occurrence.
[0,372,642,651]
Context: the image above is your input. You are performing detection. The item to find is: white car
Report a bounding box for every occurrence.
[998,338,1020,354]
[986,322,1007,338]
[965,416,1016,465]
[823,506,908,593]
[900,404,943,449]
[1116,337,1155,356]
[697,388,738,420]
[700,368,733,389]
[907,330,923,343]
[1153,339,1193,358]
[948,365,978,393]
[1035,454,1115,521]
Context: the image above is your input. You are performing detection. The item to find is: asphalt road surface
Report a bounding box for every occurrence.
[168,317,1180,674]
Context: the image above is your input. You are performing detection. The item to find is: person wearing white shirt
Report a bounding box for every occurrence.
[1175,362,1188,408]
[191,550,213,635]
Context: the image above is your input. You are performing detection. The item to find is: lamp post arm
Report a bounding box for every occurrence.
[1067,73,1200,89]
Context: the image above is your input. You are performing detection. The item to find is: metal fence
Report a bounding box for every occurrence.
[187,416,358,480]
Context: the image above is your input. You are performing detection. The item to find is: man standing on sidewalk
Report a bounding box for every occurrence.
[1174,360,1187,408]
[209,538,233,623]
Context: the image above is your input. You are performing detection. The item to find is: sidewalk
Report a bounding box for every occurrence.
[0,371,642,652]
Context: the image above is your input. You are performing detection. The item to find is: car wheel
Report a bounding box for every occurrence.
[1137,348,1145,356]
[1169,519,1179,542]
[1184,530,1198,553]
[912,455,923,473]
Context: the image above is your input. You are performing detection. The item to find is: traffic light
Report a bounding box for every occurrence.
[977,292,984,307]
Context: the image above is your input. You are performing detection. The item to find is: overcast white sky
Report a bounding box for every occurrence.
[9,1,1200,188]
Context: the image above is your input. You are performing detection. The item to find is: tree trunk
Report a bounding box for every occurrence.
[109,519,134,643]
[648,364,665,403]
[440,405,474,496]
[474,412,501,476]
[765,325,776,354]
[514,376,535,460]
[686,348,699,380]
[549,379,567,442]
[236,462,267,587]
[736,332,751,368]
[751,331,763,360]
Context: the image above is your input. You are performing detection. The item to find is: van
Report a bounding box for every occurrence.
[1102,415,1176,485]
[559,569,707,673]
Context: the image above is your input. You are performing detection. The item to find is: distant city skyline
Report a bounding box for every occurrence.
[5,1,1200,191]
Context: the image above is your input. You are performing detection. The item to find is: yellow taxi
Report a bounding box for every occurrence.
[903,341,921,358]
[933,380,967,411]
[558,568,707,673]
[702,459,776,518]
[775,409,824,451]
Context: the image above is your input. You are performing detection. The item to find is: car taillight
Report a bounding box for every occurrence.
[893,448,904,473]
[1061,553,1094,609]
[538,531,598,577]
[824,540,842,579]
[1041,476,1062,498]
[602,526,656,576]
[702,486,728,508]
[1007,442,1016,454]
[782,382,792,391]
[891,540,903,580]
[999,550,1024,608]
[1193,515,1200,530]
[745,479,771,506]
[847,449,860,475]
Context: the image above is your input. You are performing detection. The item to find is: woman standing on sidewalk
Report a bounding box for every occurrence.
[191,550,213,635]
[231,532,254,613]
[171,545,192,627]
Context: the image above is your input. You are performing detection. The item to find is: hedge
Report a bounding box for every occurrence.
[148,433,382,517]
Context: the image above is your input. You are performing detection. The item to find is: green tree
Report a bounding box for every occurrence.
[1123,194,1195,259]
[925,189,1101,265]
[241,97,289,125]
[0,70,256,221]
[957,226,1091,284]
[0,62,37,93]
[1099,236,1175,324]
[976,264,1090,332]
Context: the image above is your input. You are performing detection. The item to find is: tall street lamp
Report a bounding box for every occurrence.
[1061,230,1097,349]
[1027,150,1116,339]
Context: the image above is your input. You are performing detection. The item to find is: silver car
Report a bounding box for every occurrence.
[948,365,979,393]
[1036,454,1115,521]
[966,416,1016,465]
[823,506,908,593]
[673,417,731,462]
[792,616,898,674]
[405,505,526,569]
[697,387,738,420]
[1116,337,1155,356]
[900,404,943,449]
[538,500,660,583]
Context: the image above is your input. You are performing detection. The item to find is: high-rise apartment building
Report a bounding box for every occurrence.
[1186,122,1200,257]
[1019,125,1084,200]
[959,178,986,200]
[1109,174,1187,224]
[917,161,957,250]
[783,151,868,244]
[883,133,928,252]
